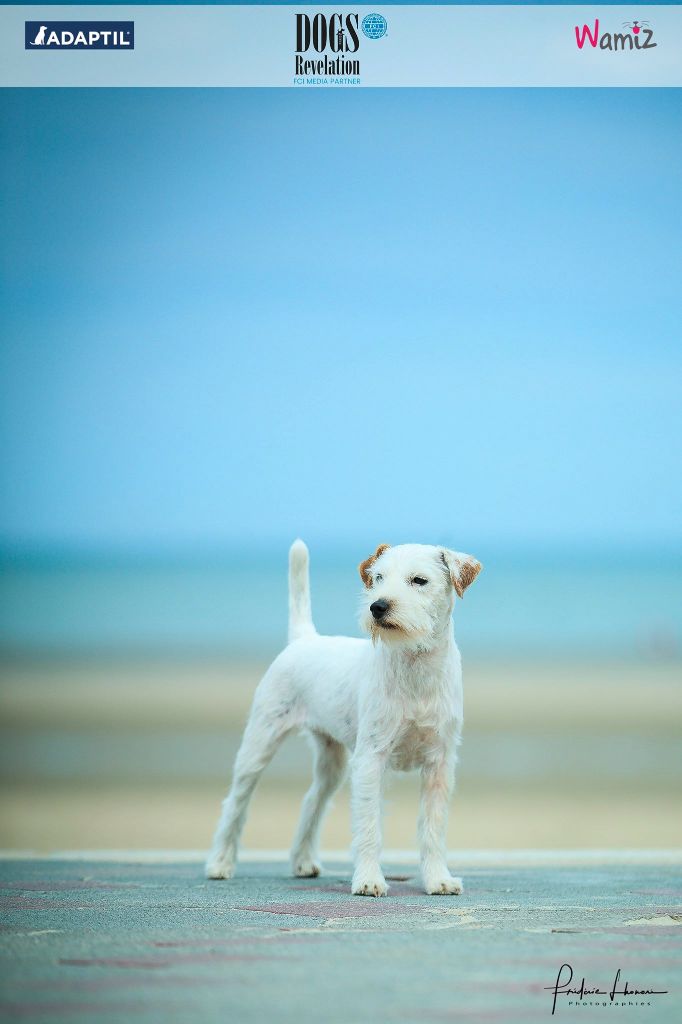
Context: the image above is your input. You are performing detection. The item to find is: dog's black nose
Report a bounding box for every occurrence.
[370,599,390,621]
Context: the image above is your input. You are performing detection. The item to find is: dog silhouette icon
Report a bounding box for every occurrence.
[32,25,47,46]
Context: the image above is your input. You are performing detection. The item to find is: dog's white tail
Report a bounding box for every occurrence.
[288,539,316,643]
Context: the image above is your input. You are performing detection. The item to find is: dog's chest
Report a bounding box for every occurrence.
[389,704,452,771]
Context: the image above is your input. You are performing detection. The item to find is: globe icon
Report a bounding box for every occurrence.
[362,13,387,40]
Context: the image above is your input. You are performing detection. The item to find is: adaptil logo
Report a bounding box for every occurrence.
[574,18,657,50]
[25,21,134,50]
[294,12,386,85]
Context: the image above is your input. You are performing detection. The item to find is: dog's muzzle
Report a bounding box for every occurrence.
[370,599,391,621]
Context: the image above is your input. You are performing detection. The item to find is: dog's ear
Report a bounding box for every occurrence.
[440,549,482,598]
[359,544,391,588]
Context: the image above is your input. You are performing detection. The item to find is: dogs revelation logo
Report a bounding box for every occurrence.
[294,12,387,85]
[574,17,657,51]
[25,21,134,50]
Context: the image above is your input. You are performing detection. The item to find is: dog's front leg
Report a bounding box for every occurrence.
[350,746,388,897]
[419,750,463,895]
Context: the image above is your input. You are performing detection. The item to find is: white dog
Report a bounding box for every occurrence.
[206,539,481,896]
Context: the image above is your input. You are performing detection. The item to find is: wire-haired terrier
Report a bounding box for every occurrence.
[206,539,481,896]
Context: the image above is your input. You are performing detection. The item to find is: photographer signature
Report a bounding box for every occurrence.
[545,963,668,1015]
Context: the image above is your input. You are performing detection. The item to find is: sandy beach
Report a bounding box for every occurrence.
[1,657,680,852]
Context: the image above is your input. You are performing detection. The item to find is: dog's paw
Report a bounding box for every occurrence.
[423,874,463,896]
[292,859,321,878]
[351,871,389,897]
[205,855,234,880]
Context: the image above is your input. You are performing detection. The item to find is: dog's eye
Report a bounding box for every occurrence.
[412,576,428,586]
[374,574,383,584]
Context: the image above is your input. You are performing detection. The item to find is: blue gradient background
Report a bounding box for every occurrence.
[1,87,681,654]
[2,89,681,549]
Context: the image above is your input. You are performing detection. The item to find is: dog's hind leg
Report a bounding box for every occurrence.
[290,732,347,878]
[205,694,295,880]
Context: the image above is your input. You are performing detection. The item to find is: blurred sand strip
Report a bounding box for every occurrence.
[2,658,681,732]
[3,780,682,851]
[2,657,680,851]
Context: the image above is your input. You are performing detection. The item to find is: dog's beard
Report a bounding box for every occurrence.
[361,606,436,649]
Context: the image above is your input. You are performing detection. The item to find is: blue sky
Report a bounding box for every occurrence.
[1,88,680,553]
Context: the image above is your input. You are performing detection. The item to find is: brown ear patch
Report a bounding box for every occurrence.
[441,550,482,598]
[454,558,481,598]
[359,543,391,588]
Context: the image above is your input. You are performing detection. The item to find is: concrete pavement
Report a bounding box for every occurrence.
[1,852,680,1023]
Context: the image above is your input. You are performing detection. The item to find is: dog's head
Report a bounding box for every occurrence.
[359,543,481,650]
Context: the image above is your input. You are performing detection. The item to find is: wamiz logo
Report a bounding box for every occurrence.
[25,21,134,50]
[575,18,657,51]
[294,13,386,85]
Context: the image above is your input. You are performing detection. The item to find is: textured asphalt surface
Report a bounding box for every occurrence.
[0,856,680,1023]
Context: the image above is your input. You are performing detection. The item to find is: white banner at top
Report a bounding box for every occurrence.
[2,5,682,87]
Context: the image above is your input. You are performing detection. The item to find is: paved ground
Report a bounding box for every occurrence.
[0,854,680,1023]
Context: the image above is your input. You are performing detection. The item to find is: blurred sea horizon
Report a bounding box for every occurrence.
[2,544,681,851]
[1,543,681,661]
